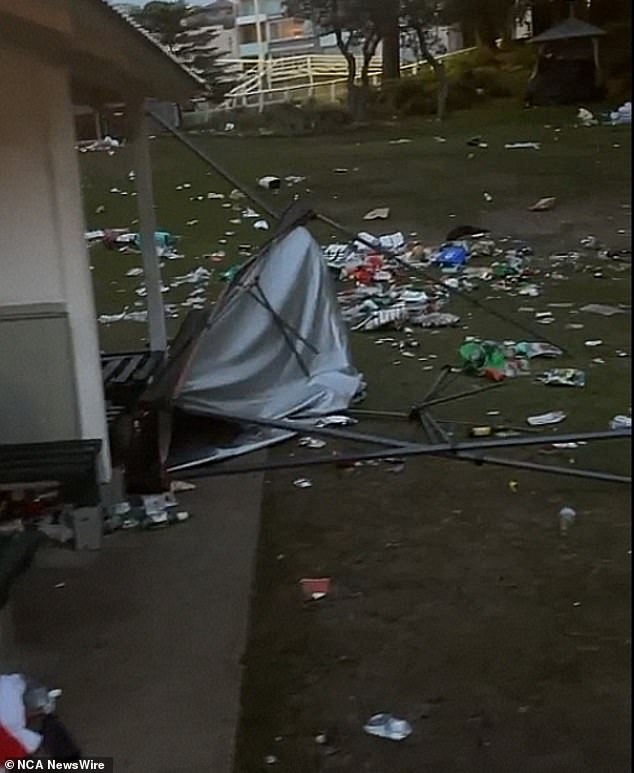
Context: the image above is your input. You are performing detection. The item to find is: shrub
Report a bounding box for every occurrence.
[304,103,352,132]
[372,75,443,117]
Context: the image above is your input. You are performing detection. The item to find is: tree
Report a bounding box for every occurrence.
[130,1,187,51]
[401,0,449,120]
[367,0,401,80]
[287,0,382,119]
[173,9,235,102]
[442,0,518,48]
[132,1,233,102]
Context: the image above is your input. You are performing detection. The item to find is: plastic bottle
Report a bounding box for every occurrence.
[559,506,576,536]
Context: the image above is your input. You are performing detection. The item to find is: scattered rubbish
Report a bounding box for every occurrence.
[505,142,541,150]
[169,266,212,287]
[527,410,566,427]
[363,208,390,220]
[258,176,281,190]
[220,264,242,283]
[76,135,121,152]
[389,138,412,144]
[384,457,405,474]
[468,136,488,148]
[170,480,197,493]
[609,415,632,431]
[433,243,469,268]
[529,197,556,212]
[417,312,460,328]
[95,229,179,258]
[334,168,349,173]
[577,107,597,127]
[355,231,405,253]
[433,136,447,143]
[254,219,270,230]
[538,369,586,387]
[264,754,278,765]
[298,437,327,449]
[446,225,489,241]
[609,101,631,126]
[300,577,331,601]
[460,340,562,380]
[584,339,603,347]
[483,192,493,202]
[351,306,408,332]
[579,303,626,317]
[315,415,357,427]
[293,478,313,489]
[186,219,199,226]
[517,284,540,297]
[103,492,189,532]
[559,506,577,535]
[363,714,412,741]
[509,480,519,492]
[470,426,493,438]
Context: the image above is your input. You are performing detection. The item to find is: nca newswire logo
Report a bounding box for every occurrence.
[4,759,113,771]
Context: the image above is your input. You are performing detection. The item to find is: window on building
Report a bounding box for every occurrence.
[239,23,259,44]
[269,18,305,40]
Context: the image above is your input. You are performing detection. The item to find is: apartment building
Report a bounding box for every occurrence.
[234,0,325,58]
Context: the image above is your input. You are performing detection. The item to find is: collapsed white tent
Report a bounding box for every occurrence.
[155,225,364,470]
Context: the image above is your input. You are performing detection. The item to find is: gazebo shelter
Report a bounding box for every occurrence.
[526,12,607,105]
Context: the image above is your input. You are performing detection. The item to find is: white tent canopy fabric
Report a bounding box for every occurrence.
[174,226,364,423]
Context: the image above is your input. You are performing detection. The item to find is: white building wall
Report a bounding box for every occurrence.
[0,44,110,478]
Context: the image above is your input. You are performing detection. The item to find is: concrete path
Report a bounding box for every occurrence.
[9,469,264,773]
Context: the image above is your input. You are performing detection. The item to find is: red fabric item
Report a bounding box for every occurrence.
[0,721,31,764]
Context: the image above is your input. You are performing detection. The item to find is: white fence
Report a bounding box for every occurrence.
[184,48,475,122]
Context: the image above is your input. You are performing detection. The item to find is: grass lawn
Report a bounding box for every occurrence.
[82,101,631,773]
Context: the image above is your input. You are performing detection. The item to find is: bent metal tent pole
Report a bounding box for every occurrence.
[177,412,630,464]
[416,410,631,484]
[177,433,632,484]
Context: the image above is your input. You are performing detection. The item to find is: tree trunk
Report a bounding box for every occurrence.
[348,84,369,122]
[381,16,401,81]
[416,27,448,121]
[361,33,380,88]
[336,29,358,116]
